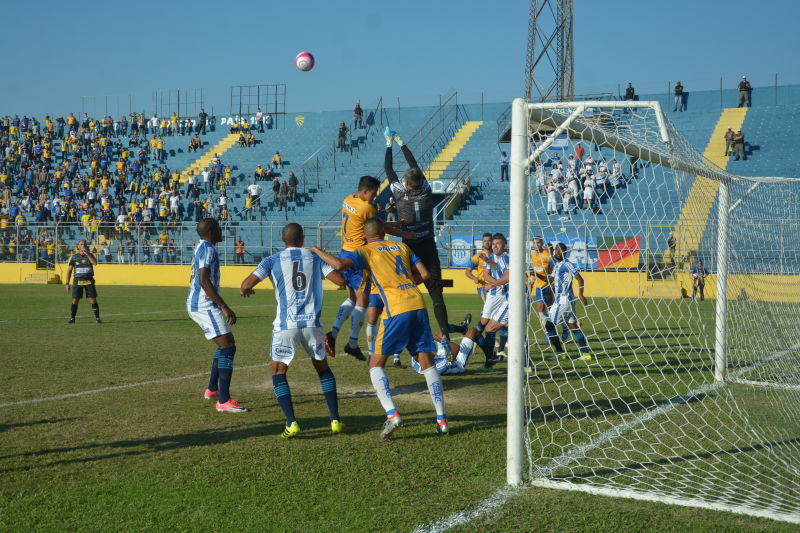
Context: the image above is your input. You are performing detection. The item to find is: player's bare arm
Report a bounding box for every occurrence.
[574,272,588,305]
[308,246,354,271]
[413,261,430,284]
[64,265,73,292]
[325,269,346,288]
[485,269,510,289]
[240,274,261,297]
[200,267,236,324]
[383,221,417,241]
[482,254,499,269]
[465,267,481,284]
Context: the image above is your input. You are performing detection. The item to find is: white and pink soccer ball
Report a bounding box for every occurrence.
[295,52,315,72]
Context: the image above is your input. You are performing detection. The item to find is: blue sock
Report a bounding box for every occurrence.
[208,348,220,391]
[498,328,508,352]
[273,374,296,424]
[572,328,589,352]
[217,346,236,403]
[545,323,564,353]
[476,322,485,334]
[480,331,496,363]
[448,323,467,334]
[318,368,340,421]
[561,324,570,342]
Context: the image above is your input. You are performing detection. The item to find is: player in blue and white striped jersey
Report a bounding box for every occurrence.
[545,242,591,361]
[186,218,248,413]
[240,223,346,439]
[475,233,511,370]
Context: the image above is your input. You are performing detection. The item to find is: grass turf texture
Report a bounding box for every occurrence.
[0,284,794,532]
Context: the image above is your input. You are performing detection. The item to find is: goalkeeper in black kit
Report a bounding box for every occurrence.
[384,127,454,359]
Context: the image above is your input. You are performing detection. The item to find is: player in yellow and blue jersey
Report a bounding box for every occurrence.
[327,176,413,361]
[310,217,449,440]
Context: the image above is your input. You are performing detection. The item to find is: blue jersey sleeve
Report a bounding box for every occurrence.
[314,255,334,278]
[410,252,421,266]
[252,255,273,280]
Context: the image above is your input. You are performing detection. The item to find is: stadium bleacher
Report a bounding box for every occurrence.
[2,86,800,270]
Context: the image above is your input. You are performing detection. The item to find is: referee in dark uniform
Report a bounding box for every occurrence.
[65,239,102,323]
[384,127,453,357]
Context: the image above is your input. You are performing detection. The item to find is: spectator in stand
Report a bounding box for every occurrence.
[624,83,636,101]
[673,81,684,112]
[287,172,298,202]
[724,128,735,156]
[278,180,289,212]
[737,76,752,108]
[188,134,202,152]
[234,237,246,264]
[272,151,282,169]
[256,108,264,133]
[385,197,397,222]
[198,108,208,134]
[353,103,364,129]
[265,114,273,130]
[499,151,509,182]
[247,179,262,208]
[574,144,585,161]
[337,122,348,152]
[732,130,746,161]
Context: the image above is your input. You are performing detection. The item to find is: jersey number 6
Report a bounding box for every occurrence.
[291,261,307,291]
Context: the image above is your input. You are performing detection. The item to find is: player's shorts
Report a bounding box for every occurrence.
[375,308,436,356]
[480,293,509,325]
[547,300,578,325]
[535,286,553,305]
[71,280,97,299]
[368,293,383,309]
[187,305,232,340]
[270,327,326,365]
[339,249,371,293]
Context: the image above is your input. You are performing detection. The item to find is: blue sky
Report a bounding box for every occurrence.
[2,0,798,117]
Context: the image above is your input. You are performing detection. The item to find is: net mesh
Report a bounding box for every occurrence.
[519,101,800,523]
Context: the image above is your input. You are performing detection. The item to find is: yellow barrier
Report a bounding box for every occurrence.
[2,263,798,302]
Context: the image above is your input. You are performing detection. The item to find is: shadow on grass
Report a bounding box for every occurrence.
[529,392,707,423]
[556,436,800,481]
[0,417,78,433]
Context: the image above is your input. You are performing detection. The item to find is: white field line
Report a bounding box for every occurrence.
[0,363,270,408]
[0,304,273,323]
[413,341,800,532]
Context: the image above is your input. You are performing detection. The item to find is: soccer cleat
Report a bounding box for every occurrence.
[331,419,344,434]
[578,353,593,361]
[495,350,507,361]
[545,353,568,362]
[436,419,449,435]
[324,331,336,357]
[203,388,219,400]
[216,398,249,413]
[344,343,367,361]
[281,421,301,439]
[95,318,102,324]
[68,317,75,324]
[393,358,404,369]
[460,313,472,330]
[474,364,495,372]
[440,338,455,363]
[380,414,402,441]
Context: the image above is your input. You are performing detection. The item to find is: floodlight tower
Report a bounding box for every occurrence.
[523,0,574,102]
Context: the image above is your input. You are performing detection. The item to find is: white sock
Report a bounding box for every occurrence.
[366,323,376,355]
[369,367,397,416]
[457,338,475,367]
[331,298,354,336]
[422,366,446,420]
[348,306,366,348]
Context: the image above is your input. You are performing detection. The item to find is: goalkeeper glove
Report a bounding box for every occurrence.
[384,126,393,147]
[394,132,404,147]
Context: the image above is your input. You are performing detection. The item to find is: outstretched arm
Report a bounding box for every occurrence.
[308,246,354,271]
[385,146,399,183]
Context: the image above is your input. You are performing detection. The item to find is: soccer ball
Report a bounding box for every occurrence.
[295,52,315,72]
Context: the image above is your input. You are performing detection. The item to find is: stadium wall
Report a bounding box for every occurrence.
[0,263,797,301]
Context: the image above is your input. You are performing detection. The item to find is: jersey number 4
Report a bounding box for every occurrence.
[292,261,307,291]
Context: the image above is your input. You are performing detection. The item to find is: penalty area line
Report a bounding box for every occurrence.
[0,363,269,408]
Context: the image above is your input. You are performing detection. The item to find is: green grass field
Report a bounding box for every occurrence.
[0,285,795,532]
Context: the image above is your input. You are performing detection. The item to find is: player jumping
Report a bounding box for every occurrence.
[310,217,449,439]
[385,127,454,360]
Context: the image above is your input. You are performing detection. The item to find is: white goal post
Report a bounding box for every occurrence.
[506,97,800,524]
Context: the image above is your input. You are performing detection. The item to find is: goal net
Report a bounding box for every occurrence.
[507,98,800,524]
